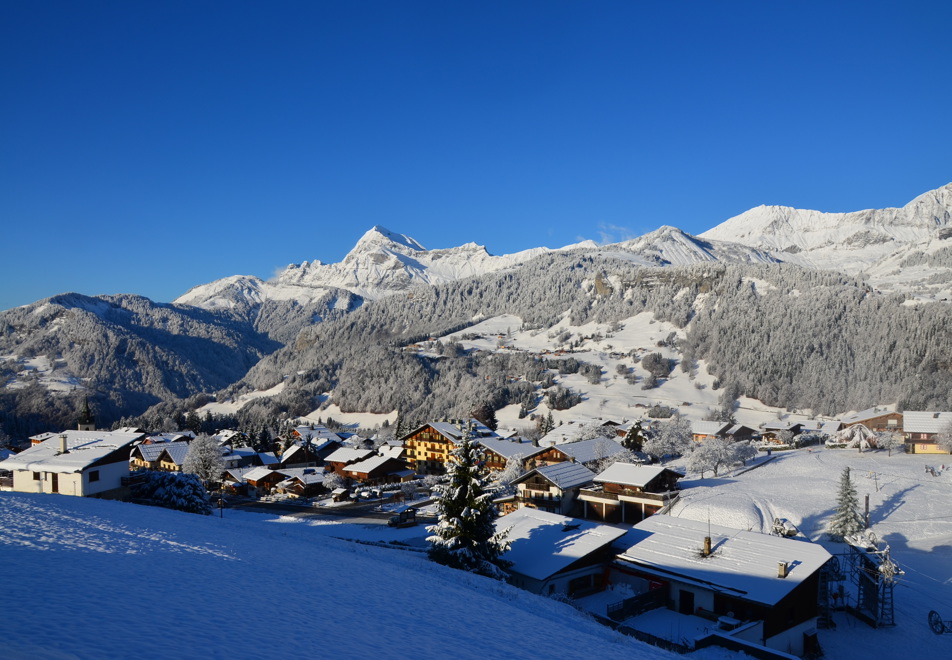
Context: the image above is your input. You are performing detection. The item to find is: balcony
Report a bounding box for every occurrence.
[578,486,677,506]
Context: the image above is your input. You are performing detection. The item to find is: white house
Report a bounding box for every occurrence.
[0,430,145,498]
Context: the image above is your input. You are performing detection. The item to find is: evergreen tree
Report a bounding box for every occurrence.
[622,421,648,453]
[182,433,225,486]
[471,402,498,431]
[828,466,864,541]
[426,426,510,578]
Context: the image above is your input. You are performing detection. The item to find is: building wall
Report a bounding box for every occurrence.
[11,460,129,497]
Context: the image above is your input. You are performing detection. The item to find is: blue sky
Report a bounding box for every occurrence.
[2,1,950,310]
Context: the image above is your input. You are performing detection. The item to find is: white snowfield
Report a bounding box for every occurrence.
[2,447,950,659]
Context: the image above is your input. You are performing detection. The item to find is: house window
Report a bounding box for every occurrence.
[33,472,41,481]
[89,470,100,483]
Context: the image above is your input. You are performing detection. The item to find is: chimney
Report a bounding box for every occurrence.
[778,561,789,578]
[703,536,712,557]
[59,434,68,455]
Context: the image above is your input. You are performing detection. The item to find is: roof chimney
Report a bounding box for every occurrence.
[703,536,712,557]
[778,561,789,578]
[59,434,68,455]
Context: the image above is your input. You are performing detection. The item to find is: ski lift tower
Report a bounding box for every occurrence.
[846,531,902,627]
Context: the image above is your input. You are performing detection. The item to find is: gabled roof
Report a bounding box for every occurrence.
[344,454,403,474]
[275,467,324,485]
[158,443,190,466]
[840,407,900,424]
[496,508,627,581]
[903,411,952,434]
[1,430,145,473]
[617,516,831,607]
[514,462,595,490]
[243,466,279,482]
[132,442,174,462]
[724,424,759,436]
[594,462,680,489]
[691,421,730,437]
[476,436,545,461]
[323,447,375,464]
[556,437,627,465]
[405,419,498,444]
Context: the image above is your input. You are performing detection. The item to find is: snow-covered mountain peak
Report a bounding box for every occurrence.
[350,225,427,255]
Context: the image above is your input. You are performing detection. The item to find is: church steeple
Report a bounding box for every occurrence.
[78,397,95,431]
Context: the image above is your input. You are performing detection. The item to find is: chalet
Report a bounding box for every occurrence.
[274,468,325,498]
[840,408,903,433]
[903,411,952,454]
[0,430,145,498]
[227,466,285,497]
[156,443,190,472]
[555,436,629,469]
[512,462,596,516]
[341,454,413,486]
[130,441,188,471]
[476,435,545,471]
[323,447,376,476]
[691,421,731,443]
[760,422,803,444]
[495,508,627,597]
[290,424,342,444]
[278,441,328,469]
[612,515,831,657]
[402,419,497,474]
[578,463,682,524]
[723,424,760,442]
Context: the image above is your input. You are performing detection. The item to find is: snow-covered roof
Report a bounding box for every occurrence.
[133,442,176,462]
[243,466,278,482]
[594,463,678,488]
[292,425,342,442]
[275,467,325,485]
[840,408,897,424]
[556,437,626,465]
[257,452,279,465]
[903,411,952,434]
[0,430,145,473]
[516,462,595,490]
[691,421,729,437]
[344,454,400,474]
[617,516,831,607]
[476,436,544,461]
[324,447,374,464]
[159,442,190,466]
[496,508,627,581]
[378,445,404,460]
[423,419,498,442]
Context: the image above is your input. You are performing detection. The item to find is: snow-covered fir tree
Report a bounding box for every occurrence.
[828,466,864,541]
[426,425,510,578]
[182,434,225,486]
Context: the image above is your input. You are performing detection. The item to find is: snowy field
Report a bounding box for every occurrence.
[668,447,952,656]
[3,447,950,658]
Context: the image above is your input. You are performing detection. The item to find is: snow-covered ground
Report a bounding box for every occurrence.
[666,447,952,656]
[2,447,949,658]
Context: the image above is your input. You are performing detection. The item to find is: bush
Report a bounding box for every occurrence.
[131,471,213,515]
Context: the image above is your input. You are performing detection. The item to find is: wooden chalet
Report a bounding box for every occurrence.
[476,436,545,471]
[512,462,596,516]
[903,411,952,454]
[340,454,413,486]
[841,408,903,433]
[612,516,831,657]
[323,447,375,476]
[579,463,681,524]
[402,419,497,475]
